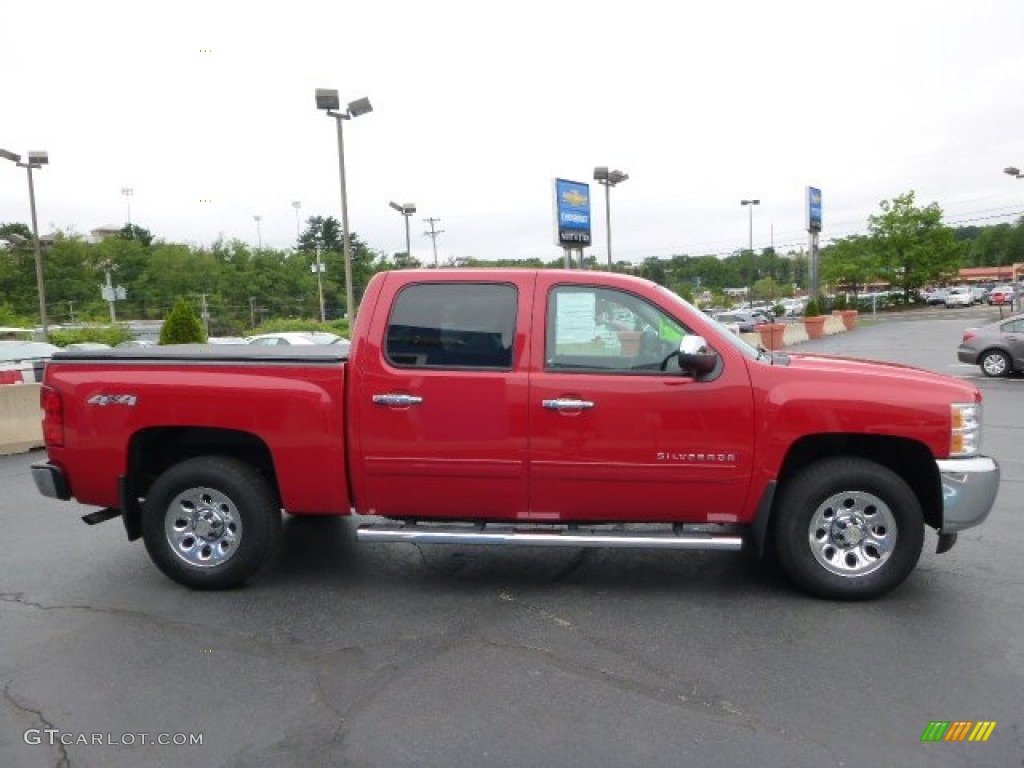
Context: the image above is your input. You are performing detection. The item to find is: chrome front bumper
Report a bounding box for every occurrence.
[936,456,1000,533]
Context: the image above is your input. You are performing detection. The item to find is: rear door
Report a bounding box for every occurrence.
[349,274,533,520]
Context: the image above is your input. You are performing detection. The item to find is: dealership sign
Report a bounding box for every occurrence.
[807,186,822,233]
[553,178,591,247]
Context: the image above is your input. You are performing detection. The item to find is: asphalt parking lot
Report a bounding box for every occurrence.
[1,306,1021,768]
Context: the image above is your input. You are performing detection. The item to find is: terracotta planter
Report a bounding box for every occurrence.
[757,323,787,350]
[617,331,643,355]
[803,315,826,339]
[839,309,859,330]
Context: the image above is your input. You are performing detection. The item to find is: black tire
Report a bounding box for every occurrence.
[142,456,281,589]
[772,457,924,600]
[979,349,1011,378]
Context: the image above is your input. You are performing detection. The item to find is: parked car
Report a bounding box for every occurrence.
[207,336,249,345]
[63,342,112,351]
[115,339,157,348]
[970,285,989,304]
[0,340,60,384]
[957,314,1024,377]
[712,311,758,333]
[944,286,973,308]
[987,285,1016,306]
[246,331,340,346]
[925,289,949,305]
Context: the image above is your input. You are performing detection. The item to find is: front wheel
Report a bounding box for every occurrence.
[142,456,281,589]
[772,457,924,600]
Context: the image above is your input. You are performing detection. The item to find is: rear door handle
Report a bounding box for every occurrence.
[542,398,595,411]
[373,393,424,407]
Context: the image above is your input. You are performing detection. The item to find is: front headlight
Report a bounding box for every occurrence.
[950,402,982,457]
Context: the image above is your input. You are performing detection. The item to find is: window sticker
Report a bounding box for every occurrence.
[556,292,596,344]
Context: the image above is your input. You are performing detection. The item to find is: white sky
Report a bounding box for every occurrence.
[2,0,1023,265]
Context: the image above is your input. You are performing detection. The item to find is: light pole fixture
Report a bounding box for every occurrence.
[316,88,373,322]
[1,148,50,339]
[312,245,327,323]
[594,166,628,268]
[253,215,263,250]
[389,201,416,264]
[1004,166,1022,180]
[291,200,302,241]
[740,199,760,252]
[121,187,134,229]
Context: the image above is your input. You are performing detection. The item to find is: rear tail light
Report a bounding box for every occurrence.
[962,331,974,342]
[40,385,64,447]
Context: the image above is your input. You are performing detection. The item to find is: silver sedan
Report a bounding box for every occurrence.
[957,314,1024,377]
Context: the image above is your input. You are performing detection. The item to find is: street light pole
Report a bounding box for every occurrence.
[389,201,416,264]
[253,215,262,251]
[291,200,302,242]
[317,89,373,323]
[740,199,760,253]
[121,187,134,229]
[313,244,326,323]
[1,148,50,339]
[593,166,629,269]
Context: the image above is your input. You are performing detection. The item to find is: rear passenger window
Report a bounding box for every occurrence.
[385,283,517,369]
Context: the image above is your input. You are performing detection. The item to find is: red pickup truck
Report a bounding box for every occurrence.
[31,269,1000,599]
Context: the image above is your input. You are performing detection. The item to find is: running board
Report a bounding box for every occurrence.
[356,523,743,552]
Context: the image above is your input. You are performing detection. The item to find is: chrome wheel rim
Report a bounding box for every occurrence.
[164,486,242,568]
[982,353,1007,376]
[808,490,897,578]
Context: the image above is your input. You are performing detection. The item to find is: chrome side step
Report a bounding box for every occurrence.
[356,523,743,552]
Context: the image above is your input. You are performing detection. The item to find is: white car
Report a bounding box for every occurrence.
[944,286,973,308]
[0,340,60,384]
[246,331,341,346]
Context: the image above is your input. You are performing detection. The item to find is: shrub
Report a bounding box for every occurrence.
[49,326,133,347]
[804,298,822,318]
[160,298,206,344]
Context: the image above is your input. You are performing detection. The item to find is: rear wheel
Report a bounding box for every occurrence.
[142,456,281,589]
[979,349,1011,378]
[772,457,924,600]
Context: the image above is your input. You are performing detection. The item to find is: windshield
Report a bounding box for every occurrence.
[653,285,762,361]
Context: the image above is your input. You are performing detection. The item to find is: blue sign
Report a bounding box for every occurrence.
[807,186,822,233]
[553,178,591,246]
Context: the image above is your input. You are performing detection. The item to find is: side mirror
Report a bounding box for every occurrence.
[678,335,717,375]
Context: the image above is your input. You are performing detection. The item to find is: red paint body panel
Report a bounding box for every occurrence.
[41,269,980,528]
[45,362,349,515]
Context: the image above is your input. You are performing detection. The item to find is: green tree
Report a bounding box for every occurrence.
[867,191,959,299]
[160,298,206,344]
[821,235,879,296]
[297,216,343,253]
[119,223,154,247]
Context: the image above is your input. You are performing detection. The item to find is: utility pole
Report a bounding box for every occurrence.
[423,217,444,267]
[200,293,210,336]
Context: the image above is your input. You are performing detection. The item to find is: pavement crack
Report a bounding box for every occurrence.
[3,678,70,768]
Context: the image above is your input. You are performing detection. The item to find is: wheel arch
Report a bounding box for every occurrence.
[756,434,941,546]
[121,427,279,541]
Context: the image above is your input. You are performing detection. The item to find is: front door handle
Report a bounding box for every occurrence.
[373,393,424,407]
[542,398,595,411]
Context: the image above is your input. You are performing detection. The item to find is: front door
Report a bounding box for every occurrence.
[528,279,755,523]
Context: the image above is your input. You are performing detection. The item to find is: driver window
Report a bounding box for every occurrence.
[545,285,688,373]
